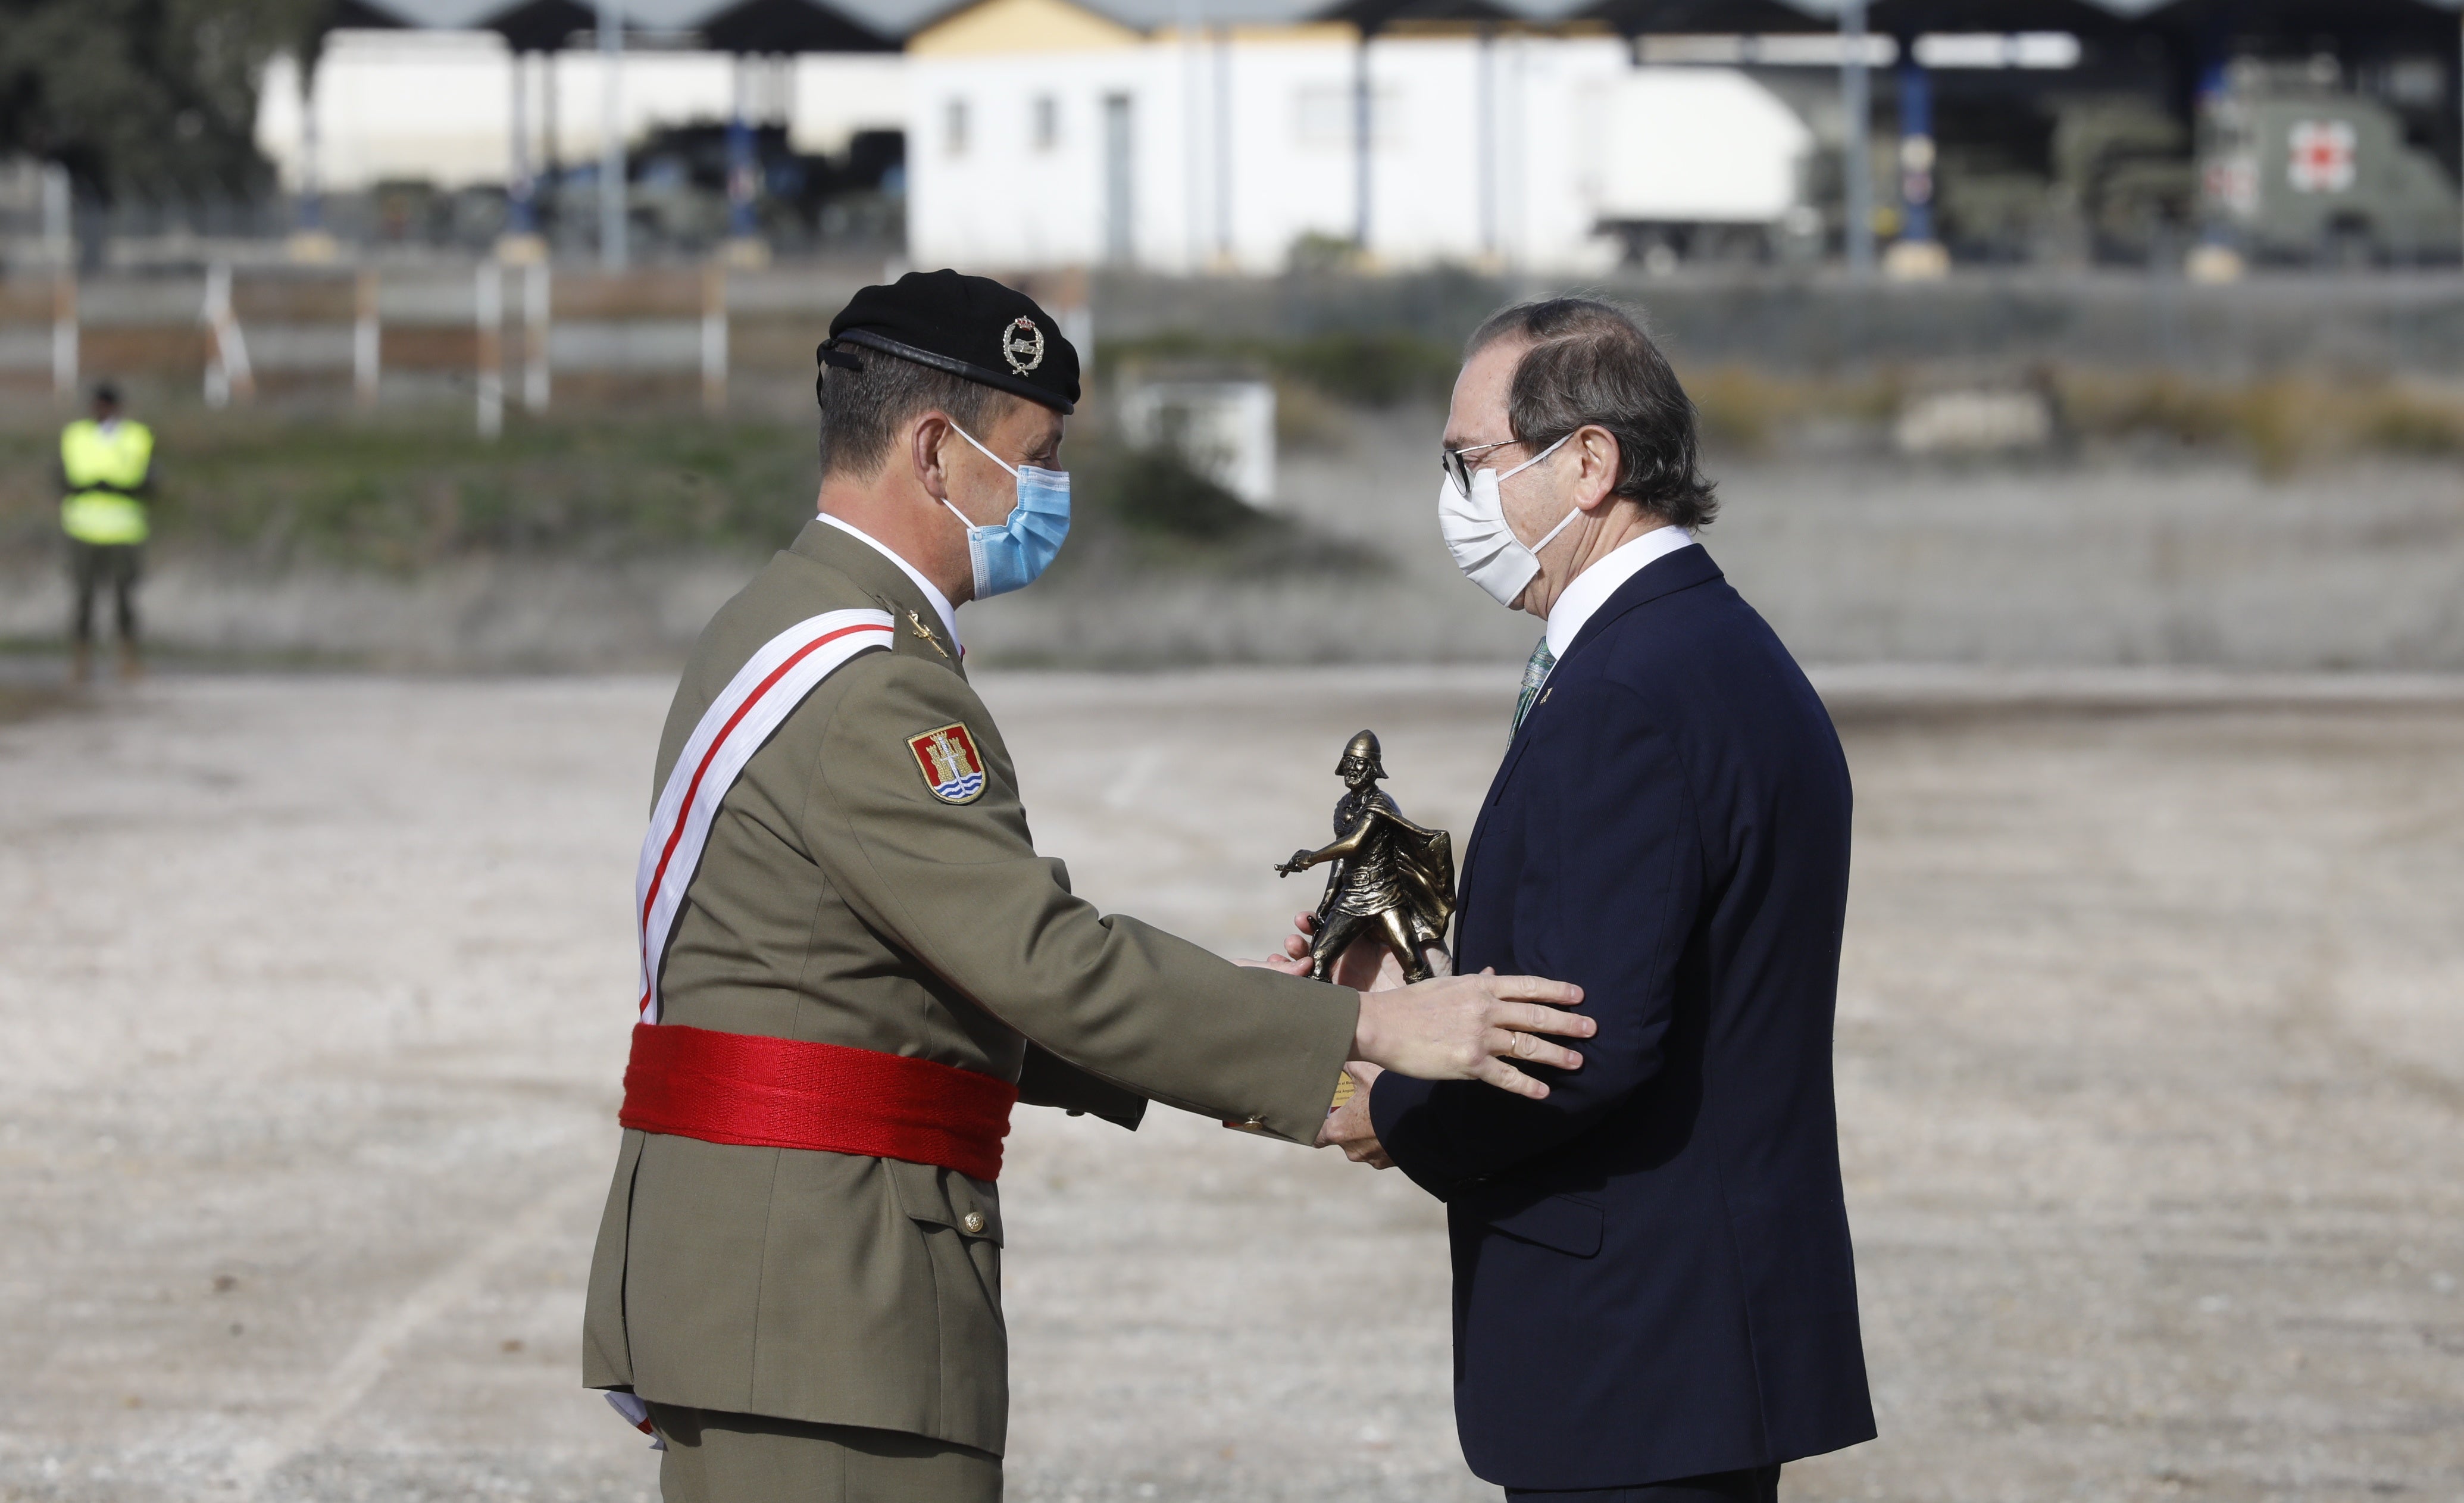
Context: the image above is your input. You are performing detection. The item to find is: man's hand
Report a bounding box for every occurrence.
[1352,967,1588,1099]
[1316,1063,1392,1168]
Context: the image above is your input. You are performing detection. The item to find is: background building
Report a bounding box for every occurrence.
[4,0,2459,274]
[903,0,1815,274]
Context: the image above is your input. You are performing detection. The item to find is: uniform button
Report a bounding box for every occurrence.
[962,1211,986,1235]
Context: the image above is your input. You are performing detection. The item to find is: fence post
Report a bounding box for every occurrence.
[476,262,505,439]
[523,261,552,414]
[51,267,77,399]
[41,162,76,399]
[354,266,382,411]
[202,262,255,408]
[701,262,728,415]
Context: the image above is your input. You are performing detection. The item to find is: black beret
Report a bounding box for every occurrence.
[821,269,1079,415]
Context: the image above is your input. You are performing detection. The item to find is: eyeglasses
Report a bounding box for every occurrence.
[1440,438,1524,493]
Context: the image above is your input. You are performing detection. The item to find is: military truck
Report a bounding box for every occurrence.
[2200,66,2462,265]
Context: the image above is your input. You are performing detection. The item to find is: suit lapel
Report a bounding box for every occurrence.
[1462,546,1727,876]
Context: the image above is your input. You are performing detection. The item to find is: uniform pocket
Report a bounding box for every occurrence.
[883,1158,1008,1437]
[883,1158,1004,1245]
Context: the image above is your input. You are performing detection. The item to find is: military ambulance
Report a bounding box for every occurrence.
[2200,65,2462,266]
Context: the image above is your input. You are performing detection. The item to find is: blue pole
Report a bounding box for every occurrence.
[1896,53,1934,246]
[2193,34,2232,248]
[726,54,759,241]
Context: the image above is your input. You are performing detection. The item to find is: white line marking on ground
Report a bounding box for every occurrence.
[223,1177,596,1499]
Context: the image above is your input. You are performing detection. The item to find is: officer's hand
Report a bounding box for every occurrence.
[1280,913,1316,966]
[1231,912,1322,977]
[1288,911,1408,992]
[1315,1063,1393,1168]
[1350,967,1589,1099]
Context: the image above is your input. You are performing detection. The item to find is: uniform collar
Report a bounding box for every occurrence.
[814,511,961,652]
[1543,524,1695,661]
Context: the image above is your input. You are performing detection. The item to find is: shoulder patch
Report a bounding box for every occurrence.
[908,722,987,804]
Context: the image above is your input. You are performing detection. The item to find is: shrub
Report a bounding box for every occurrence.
[1093,445,1265,541]
[1271,332,1459,407]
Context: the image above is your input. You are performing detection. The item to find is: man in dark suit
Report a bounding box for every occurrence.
[1318,298,1875,1502]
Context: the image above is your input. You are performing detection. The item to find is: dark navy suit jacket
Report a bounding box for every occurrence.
[1369,545,1875,1490]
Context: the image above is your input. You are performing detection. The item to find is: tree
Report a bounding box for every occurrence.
[0,0,333,202]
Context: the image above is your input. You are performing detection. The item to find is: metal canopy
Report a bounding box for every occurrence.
[478,0,599,51]
[1863,0,2138,39]
[697,0,899,52]
[334,0,545,27]
[341,0,599,47]
[1309,0,1533,33]
[339,0,953,48]
[1580,0,1836,36]
[327,0,415,26]
[2129,0,2464,53]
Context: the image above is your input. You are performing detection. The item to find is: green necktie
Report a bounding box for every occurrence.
[1512,637,1555,736]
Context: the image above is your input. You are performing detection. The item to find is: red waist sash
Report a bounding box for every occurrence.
[619,1023,1018,1182]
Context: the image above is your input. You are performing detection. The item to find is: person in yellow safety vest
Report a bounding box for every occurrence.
[58,382,156,683]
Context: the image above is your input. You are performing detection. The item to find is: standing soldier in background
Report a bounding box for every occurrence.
[57,382,155,684]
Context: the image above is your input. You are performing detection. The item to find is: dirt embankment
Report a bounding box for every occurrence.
[6,405,2460,671]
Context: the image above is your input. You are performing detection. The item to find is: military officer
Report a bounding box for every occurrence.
[583,270,1591,1503]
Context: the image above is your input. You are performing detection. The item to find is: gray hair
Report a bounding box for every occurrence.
[818,347,1013,481]
[1465,298,1717,531]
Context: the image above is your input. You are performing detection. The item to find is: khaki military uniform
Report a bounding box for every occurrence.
[585,520,1357,1488]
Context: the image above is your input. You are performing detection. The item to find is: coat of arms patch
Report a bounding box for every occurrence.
[908,722,987,804]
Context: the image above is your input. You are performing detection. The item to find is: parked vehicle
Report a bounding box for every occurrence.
[2200,65,2462,265]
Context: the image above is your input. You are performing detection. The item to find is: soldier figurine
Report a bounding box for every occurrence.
[1278,730,1456,985]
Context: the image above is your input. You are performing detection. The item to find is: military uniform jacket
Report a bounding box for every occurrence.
[584,520,1357,1454]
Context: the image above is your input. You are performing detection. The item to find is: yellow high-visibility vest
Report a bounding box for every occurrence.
[60,418,156,546]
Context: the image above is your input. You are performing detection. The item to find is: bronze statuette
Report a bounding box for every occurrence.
[1276,730,1456,1111]
[1278,729,1457,983]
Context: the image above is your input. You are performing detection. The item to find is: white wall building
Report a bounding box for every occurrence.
[257,29,905,192]
[245,0,1815,273]
[903,0,1815,276]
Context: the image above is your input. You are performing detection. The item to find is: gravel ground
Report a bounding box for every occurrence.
[1,668,2459,1503]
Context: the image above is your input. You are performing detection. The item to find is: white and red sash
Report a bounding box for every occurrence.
[634,608,895,1023]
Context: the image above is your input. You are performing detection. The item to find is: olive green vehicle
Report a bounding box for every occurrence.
[2200,74,2462,266]
[1780,65,2456,269]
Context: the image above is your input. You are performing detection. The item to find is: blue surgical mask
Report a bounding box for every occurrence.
[944,423,1071,599]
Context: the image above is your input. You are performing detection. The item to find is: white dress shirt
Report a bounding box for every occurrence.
[817,511,961,652]
[1543,524,1697,663]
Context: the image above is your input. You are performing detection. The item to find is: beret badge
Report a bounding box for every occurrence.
[1001,317,1046,377]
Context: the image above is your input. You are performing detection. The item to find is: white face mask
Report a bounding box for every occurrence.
[1438,433,1577,608]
